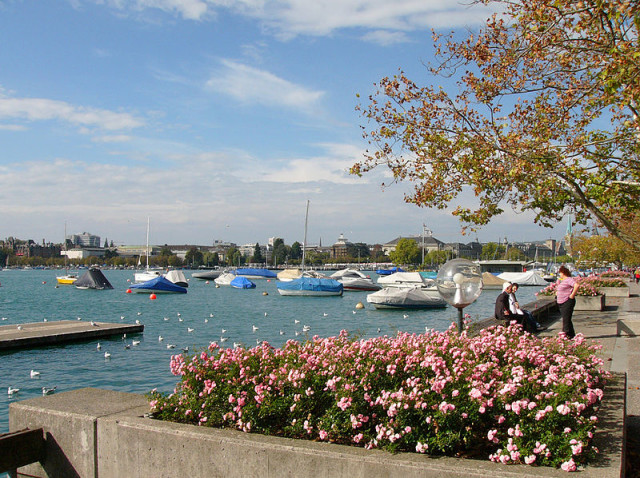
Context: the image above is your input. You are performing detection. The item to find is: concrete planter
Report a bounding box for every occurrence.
[598,286,630,298]
[9,384,626,478]
[575,294,605,311]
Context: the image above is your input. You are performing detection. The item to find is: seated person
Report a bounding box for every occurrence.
[509,283,545,332]
[494,282,531,331]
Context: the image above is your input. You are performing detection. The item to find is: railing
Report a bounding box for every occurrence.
[0,428,45,477]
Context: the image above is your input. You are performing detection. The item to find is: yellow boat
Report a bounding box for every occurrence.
[56,274,78,285]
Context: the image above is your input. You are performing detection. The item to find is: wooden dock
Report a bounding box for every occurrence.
[0,320,144,351]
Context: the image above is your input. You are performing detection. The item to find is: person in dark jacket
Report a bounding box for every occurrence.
[495,282,530,331]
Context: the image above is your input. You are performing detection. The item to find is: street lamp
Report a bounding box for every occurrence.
[435,258,483,333]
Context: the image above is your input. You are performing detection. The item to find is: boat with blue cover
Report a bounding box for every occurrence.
[276,277,343,296]
[230,276,256,289]
[235,268,277,279]
[129,276,187,294]
[376,266,405,276]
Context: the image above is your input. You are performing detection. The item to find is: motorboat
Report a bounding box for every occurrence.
[164,270,189,288]
[214,272,237,286]
[191,269,223,280]
[235,268,277,280]
[74,268,113,290]
[230,276,256,289]
[129,276,187,294]
[330,269,381,291]
[56,274,78,285]
[276,277,343,296]
[377,272,431,289]
[366,287,447,309]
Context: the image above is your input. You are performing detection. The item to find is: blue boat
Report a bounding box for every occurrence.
[230,276,256,289]
[235,268,278,279]
[276,277,343,296]
[376,267,405,276]
[129,276,187,294]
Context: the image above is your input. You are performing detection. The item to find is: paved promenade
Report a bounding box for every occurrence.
[537,281,640,478]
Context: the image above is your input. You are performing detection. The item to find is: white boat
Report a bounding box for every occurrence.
[497,271,548,286]
[277,268,326,282]
[164,270,189,288]
[377,272,431,289]
[214,272,237,286]
[330,269,380,291]
[134,217,160,283]
[366,286,447,309]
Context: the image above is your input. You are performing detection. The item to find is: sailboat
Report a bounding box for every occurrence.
[276,201,342,296]
[134,217,162,283]
[56,223,77,285]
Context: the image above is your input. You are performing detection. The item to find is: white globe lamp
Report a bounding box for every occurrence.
[436,258,483,332]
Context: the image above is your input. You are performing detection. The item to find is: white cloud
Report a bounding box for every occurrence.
[86,0,493,37]
[361,30,411,46]
[92,134,135,143]
[0,97,144,131]
[206,59,324,112]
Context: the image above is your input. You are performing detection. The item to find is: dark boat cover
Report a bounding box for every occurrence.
[74,268,113,290]
[235,268,278,278]
[129,276,188,293]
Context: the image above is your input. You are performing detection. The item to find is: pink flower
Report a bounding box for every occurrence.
[319,430,328,440]
[561,458,577,472]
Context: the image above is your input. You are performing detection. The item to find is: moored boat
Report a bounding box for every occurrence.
[366,287,447,309]
[164,270,189,288]
[235,268,277,280]
[230,276,256,289]
[330,269,380,291]
[129,276,187,294]
[214,272,237,286]
[191,269,223,280]
[74,268,113,290]
[377,272,430,289]
[276,277,343,296]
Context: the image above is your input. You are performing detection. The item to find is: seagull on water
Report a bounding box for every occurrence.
[120,316,125,320]
[97,343,102,350]
[403,314,409,319]
[280,330,285,335]
[158,335,164,342]
[166,344,176,349]
[221,329,227,334]
[104,351,111,359]
[187,327,194,333]
[233,342,241,348]
[264,312,268,317]
[137,312,142,316]
[164,317,170,321]
[77,316,82,321]
[135,320,141,325]
[177,312,181,317]
[220,336,228,343]
[252,325,259,332]
[124,344,131,349]
[8,387,20,396]
[204,319,209,323]
[42,386,56,396]
[294,319,300,324]
[132,340,141,346]
[182,347,189,353]
[178,317,184,322]
[30,370,40,378]
[303,325,311,332]
[43,318,48,322]
[209,313,214,318]
[1,317,8,321]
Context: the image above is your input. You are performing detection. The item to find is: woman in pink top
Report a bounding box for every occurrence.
[556,265,580,338]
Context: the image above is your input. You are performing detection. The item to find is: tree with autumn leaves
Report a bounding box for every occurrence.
[352,0,640,251]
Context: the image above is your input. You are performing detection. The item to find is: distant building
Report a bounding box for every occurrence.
[69,232,101,248]
[330,234,352,260]
[62,248,105,259]
[382,235,444,256]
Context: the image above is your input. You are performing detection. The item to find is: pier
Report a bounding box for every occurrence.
[0,320,144,351]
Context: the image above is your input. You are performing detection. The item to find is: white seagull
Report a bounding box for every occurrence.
[30,370,40,378]
[164,317,170,321]
[294,319,300,324]
[97,343,102,350]
[8,387,20,396]
[187,327,194,333]
[132,340,141,346]
[252,325,259,332]
[166,344,176,349]
[104,351,111,359]
[158,335,164,342]
[220,336,228,343]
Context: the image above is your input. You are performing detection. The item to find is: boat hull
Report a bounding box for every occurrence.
[56,275,77,285]
[277,289,342,296]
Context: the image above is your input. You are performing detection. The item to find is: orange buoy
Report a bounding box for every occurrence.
[205,281,210,284]
[126,289,132,294]
[42,281,47,284]
[150,293,157,300]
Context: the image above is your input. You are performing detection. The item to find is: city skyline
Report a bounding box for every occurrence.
[1,1,569,246]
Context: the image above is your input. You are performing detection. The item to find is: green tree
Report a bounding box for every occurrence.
[252,243,264,264]
[424,250,449,267]
[481,243,506,260]
[290,242,302,261]
[389,238,421,265]
[505,248,525,262]
[352,0,640,251]
[225,247,243,267]
[271,238,287,266]
[184,247,204,267]
[346,243,371,262]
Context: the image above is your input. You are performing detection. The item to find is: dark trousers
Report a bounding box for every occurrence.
[558,298,576,338]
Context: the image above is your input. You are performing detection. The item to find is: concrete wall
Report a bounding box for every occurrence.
[10,378,625,478]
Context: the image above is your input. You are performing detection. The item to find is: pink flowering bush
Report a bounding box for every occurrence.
[147,324,608,470]
[581,276,627,288]
[599,271,630,279]
[536,276,607,297]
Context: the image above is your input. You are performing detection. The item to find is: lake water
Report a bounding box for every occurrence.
[0,268,542,433]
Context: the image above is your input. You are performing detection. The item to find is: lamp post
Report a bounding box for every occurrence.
[435,258,483,333]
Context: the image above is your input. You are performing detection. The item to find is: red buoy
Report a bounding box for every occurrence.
[126,289,132,294]
[150,293,157,300]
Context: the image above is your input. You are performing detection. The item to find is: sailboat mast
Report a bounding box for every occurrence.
[146,217,150,270]
[301,200,309,271]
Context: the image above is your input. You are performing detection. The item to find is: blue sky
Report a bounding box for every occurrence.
[0,0,568,247]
